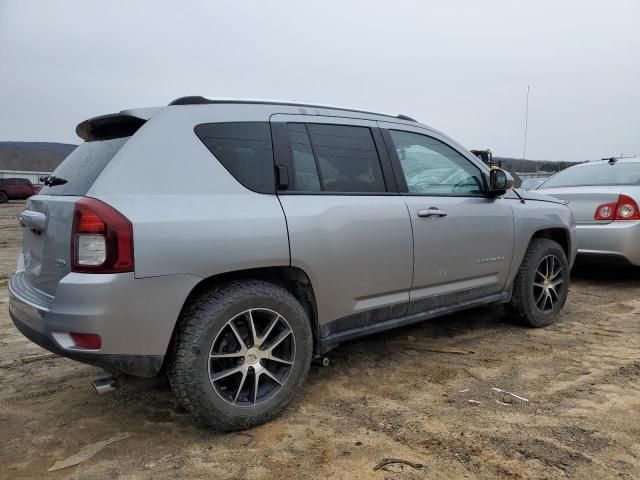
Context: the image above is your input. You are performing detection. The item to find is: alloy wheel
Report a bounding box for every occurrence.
[532,255,564,312]
[208,308,296,407]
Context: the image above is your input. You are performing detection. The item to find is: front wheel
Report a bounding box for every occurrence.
[508,238,569,327]
[168,280,313,431]
[0,192,8,204]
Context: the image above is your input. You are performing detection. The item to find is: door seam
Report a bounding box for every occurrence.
[401,198,416,301]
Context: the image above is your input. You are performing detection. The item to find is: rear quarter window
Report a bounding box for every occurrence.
[195,122,275,193]
[39,138,127,196]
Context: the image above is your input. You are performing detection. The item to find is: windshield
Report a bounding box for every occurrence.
[540,162,640,188]
[521,179,544,189]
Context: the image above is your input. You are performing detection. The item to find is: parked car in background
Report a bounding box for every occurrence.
[0,178,40,203]
[520,178,546,190]
[10,97,576,430]
[537,158,640,265]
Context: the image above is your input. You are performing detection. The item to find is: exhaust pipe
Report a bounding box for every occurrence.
[92,376,117,395]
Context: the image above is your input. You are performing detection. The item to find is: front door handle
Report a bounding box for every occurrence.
[417,207,448,218]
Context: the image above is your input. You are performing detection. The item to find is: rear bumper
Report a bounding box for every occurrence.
[9,310,163,377]
[576,221,640,266]
[8,262,201,377]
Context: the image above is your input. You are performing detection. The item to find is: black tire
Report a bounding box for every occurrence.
[508,238,569,327]
[0,192,8,204]
[168,280,313,431]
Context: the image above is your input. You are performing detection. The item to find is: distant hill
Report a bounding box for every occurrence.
[494,156,581,173]
[0,141,76,172]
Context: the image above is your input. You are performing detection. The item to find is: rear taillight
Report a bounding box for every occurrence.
[615,194,640,220]
[594,202,617,220]
[71,198,134,273]
[594,194,640,221]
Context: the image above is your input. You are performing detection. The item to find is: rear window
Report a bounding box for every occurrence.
[195,122,275,193]
[540,162,640,188]
[39,138,127,196]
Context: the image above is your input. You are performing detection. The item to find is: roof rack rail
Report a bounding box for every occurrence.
[168,96,418,123]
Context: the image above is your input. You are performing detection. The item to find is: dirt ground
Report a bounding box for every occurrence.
[0,200,638,480]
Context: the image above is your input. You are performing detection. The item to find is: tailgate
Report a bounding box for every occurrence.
[20,196,77,296]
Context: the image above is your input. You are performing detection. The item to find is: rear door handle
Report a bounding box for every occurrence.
[417,207,447,218]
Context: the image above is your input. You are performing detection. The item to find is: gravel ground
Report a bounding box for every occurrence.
[1,200,639,479]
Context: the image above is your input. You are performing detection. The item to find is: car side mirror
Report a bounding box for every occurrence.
[488,169,514,195]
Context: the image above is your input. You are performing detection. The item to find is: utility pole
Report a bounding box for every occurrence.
[523,85,530,164]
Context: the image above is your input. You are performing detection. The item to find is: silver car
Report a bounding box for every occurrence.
[9,97,576,430]
[537,158,640,265]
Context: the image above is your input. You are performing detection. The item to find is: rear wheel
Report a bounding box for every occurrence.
[168,280,313,430]
[509,238,569,327]
[0,192,8,204]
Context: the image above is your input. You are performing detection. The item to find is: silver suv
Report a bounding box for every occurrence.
[9,97,576,430]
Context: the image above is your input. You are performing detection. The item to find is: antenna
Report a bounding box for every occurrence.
[522,85,530,162]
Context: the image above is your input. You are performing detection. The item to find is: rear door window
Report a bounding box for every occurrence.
[39,139,124,196]
[287,123,321,192]
[285,123,386,193]
[195,122,275,193]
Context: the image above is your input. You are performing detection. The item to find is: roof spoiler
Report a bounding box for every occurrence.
[76,113,146,141]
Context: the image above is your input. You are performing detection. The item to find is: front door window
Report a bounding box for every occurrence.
[389,130,483,196]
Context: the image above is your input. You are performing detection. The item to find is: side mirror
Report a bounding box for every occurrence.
[488,169,514,195]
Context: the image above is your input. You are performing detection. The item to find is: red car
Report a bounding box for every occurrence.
[0,178,40,203]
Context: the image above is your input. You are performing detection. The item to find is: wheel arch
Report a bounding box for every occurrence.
[167,266,319,359]
[530,227,571,259]
[507,224,572,290]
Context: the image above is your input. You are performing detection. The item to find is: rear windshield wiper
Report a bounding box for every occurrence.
[40,175,68,187]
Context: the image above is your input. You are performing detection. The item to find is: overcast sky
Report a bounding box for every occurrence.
[0,1,638,161]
